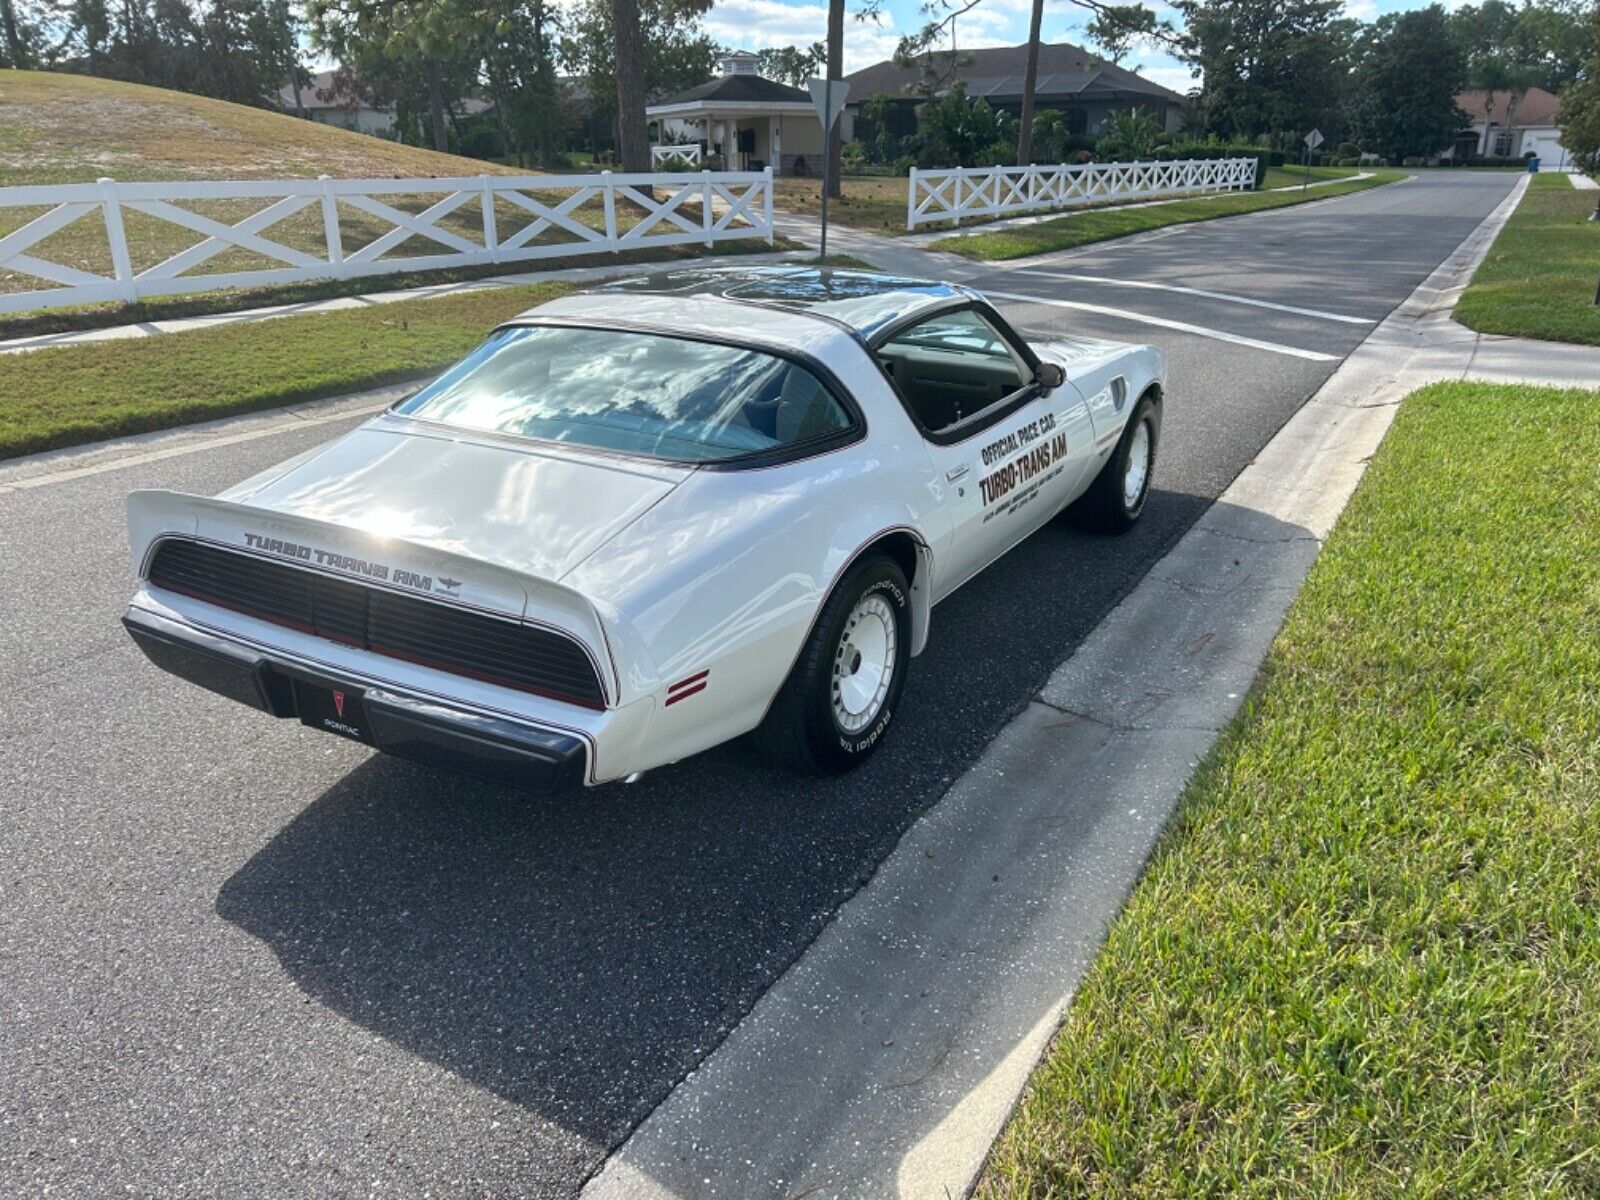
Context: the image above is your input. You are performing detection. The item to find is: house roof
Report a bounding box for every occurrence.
[650,74,812,110]
[1455,87,1561,127]
[844,42,1186,105]
[279,70,365,112]
[279,69,492,116]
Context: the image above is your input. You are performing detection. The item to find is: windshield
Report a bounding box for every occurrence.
[393,324,854,464]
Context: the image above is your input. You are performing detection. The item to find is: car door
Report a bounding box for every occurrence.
[874,305,1097,599]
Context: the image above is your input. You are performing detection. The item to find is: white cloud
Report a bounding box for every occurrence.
[1130,63,1197,93]
[700,0,902,70]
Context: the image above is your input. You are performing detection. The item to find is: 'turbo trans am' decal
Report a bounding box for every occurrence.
[977,412,1069,523]
[241,532,460,596]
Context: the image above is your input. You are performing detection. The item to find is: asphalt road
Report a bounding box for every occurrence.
[0,171,1516,1197]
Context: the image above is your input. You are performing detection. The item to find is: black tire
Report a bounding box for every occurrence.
[1067,392,1159,534]
[754,554,911,773]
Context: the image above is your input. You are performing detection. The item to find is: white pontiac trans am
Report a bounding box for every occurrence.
[123,267,1164,790]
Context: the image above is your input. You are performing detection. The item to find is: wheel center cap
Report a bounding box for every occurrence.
[850,650,862,674]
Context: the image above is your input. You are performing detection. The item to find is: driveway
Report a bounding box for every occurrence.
[0,170,1516,1198]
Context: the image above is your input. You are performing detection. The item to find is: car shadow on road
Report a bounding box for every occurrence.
[216,486,1215,1149]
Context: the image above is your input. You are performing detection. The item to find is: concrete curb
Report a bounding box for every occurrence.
[578,154,1550,1200]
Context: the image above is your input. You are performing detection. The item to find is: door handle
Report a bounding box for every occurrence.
[946,464,970,482]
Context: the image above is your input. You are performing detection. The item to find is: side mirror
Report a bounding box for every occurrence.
[1036,361,1065,391]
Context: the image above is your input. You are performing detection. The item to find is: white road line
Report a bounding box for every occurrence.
[981,289,1341,362]
[1010,268,1375,325]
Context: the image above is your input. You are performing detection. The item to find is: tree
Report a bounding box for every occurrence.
[1347,5,1466,162]
[825,0,844,196]
[307,0,476,151]
[482,0,569,167]
[0,0,28,66]
[39,0,306,108]
[1556,10,1600,174]
[757,41,824,87]
[1016,0,1043,164]
[1175,0,1354,143]
[558,0,715,156]
[1084,4,1168,64]
[1451,0,1588,97]
[609,0,648,170]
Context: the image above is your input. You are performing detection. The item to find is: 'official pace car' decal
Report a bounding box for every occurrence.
[977,412,1069,524]
[241,532,461,596]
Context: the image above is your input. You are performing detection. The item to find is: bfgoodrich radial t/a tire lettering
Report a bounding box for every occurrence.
[754,554,911,773]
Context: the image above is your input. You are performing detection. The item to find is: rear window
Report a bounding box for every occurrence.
[393,325,853,464]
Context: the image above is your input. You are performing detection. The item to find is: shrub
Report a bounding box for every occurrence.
[916,85,1017,167]
[1094,110,1165,160]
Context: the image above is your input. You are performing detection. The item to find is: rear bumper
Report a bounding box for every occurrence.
[124,606,588,792]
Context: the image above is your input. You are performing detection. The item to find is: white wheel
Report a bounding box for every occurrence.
[1065,391,1159,534]
[1122,418,1151,509]
[753,554,911,773]
[831,592,897,734]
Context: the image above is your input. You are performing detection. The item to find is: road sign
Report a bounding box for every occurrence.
[808,78,850,131]
[1304,129,1325,150]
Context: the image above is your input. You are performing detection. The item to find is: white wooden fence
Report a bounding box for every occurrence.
[906,157,1257,230]
[0,168,774,315]
[651,144,703,169]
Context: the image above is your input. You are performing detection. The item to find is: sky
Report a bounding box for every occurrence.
[696,0,1462,92]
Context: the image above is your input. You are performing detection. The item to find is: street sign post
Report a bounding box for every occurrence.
[808,78,851,262]
[1303,128,1325,190]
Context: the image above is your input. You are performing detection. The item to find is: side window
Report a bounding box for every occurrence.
[876,309,1031,436]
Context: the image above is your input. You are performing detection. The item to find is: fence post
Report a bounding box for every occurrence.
[906,167,918,231]
[97,177,137,304]
[601,171,618,251]
[764,165,774,245]
[318,175,345,280]
[702,169,714,248]
[479,174,499,265]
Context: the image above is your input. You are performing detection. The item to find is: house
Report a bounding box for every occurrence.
[646,51,832,176]
[279,70,397,138]
[1445,87,1568,166]
[843,42,1188,145]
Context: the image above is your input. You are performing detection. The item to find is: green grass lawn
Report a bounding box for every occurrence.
[1262,164,1363,189]
[0,281,574,459]
[978,380,1600,1198]
[1455,173,1600,346]
[932,172,1403,261]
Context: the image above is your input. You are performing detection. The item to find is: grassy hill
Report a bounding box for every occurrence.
[0,69,519,186]
[0,71,787,338]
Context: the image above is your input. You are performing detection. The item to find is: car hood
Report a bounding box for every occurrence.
[220,414,690,583]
